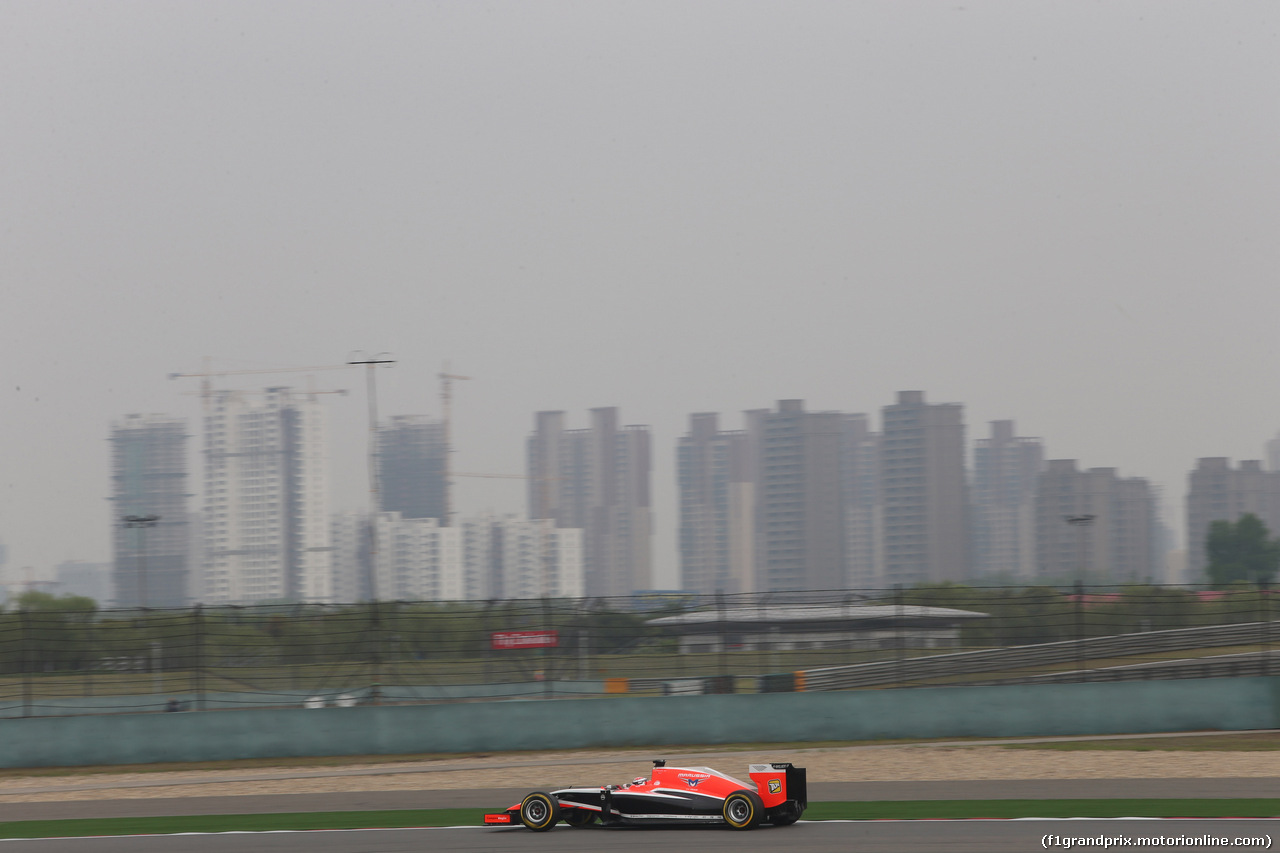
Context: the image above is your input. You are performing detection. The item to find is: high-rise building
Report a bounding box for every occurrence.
[499,520,583,600]
[676,413,755,594]
[841,413,880,588]
[879,391,969,586]
[462,514,584,600]
[746,401,845,592]
[109,414,190,607]
[201,388,332,604]
[527,408,651,597]
[1266,433,1280,472]
[377,415,446,520]
[972,420,1043,579]
[1035,460,1159,583]
[366,512,584,601]
[330,511,371,603]
[1185,458,1280,581]
[373,512,464,601]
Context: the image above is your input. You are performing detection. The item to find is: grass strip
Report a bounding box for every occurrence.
[804,799,1280,821]
[1002,733,1280,751]
[0,809,485,839]
[2,800,1279,838]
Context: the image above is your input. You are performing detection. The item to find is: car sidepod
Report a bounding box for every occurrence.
[551,785,724,826]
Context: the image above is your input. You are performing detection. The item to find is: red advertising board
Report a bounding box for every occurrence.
[491,630,559,650]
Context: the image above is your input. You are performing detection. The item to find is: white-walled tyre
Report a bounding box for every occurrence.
[519,791,561,831]
[722,790,763,830]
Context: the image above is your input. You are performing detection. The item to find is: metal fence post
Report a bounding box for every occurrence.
[20,609,31,719]
[84,616,94,700]
[894,584,904,688]
[1261,579,1271,678]
[369,599,382,705]
[1074,580,1085,681]
[716,591,728,689]
[194,604,205,711]
[482,599,494,684]
[542,597,552,699]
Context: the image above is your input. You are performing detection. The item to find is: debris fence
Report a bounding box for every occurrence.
[0,583,1274,716]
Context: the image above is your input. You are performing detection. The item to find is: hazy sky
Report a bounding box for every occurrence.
[2,1,1277,588]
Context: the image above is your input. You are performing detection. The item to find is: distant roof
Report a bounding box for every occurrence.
[646,604,988,632]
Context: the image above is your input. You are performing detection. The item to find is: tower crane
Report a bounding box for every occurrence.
[169,359,360,413]
[438,364,471,526]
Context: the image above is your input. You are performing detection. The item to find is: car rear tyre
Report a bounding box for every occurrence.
[722,790,763,830]
[563,808,596,827]
[519,791,561,832]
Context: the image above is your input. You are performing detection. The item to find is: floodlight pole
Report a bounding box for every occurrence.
[1065,514,1096,587]
[1065,514,1096,682]
[123,514,160,608]
[348,355,395,601]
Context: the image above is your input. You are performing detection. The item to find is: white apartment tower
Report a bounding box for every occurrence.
[972,420,1043,579]
[373,513,464,601]
[368,513,584,601]
[1035,460,1158,583]
[488,516,584,600]
[1185,458,1280,581]
[842,413,880,588]
[459,514,583,600]
[677,413,755,595]
[202,388,332,604]
[879,391,970,586]
[330,511,370,603]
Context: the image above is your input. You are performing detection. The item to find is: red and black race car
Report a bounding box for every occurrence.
[484,759,807,831]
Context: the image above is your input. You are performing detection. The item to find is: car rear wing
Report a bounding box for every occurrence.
[748,762,807,809]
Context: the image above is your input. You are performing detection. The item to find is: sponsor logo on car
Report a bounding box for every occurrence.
[768,779,782,794]
[685,778,703,788]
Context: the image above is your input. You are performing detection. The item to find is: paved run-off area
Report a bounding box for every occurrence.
[0,733,1278,808]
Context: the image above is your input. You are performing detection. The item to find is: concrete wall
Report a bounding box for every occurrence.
[0,681,604,718]
[2,677,1276,768]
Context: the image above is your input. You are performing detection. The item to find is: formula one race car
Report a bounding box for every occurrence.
[484,759,806,831]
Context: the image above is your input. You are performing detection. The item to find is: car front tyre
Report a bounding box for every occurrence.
[519,791,561,832]
[722,790,763,830]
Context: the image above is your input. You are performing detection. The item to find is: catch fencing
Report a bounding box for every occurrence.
[1,583,1275,717]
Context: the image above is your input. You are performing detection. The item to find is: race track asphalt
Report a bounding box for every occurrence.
[2,778,1279,821]
[2,820,1279,853]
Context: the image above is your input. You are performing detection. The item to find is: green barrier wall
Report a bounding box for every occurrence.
[2,676,1277,768]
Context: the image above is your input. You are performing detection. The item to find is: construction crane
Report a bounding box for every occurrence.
[347,353,396,516]
[438,364,471,526]
[169,358,360,414]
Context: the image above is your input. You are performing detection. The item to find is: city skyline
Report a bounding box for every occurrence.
[2,4,1277,587]
[89,384,1280,602]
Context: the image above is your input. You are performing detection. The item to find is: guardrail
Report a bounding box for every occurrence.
[3,585,1274,715]
[976,650,1279,687]
[799,619,1280,691]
